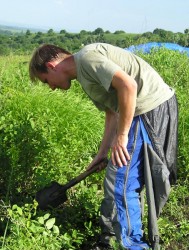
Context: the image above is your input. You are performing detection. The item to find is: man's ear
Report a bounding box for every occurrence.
[46,61,56,70]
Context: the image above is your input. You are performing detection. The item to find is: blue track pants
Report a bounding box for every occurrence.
[100,116,150,249]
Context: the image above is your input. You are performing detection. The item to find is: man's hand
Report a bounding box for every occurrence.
[87,156,108,172]
[111,134,130,167]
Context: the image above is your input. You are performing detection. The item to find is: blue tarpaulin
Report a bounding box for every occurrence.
[126,42,189,56]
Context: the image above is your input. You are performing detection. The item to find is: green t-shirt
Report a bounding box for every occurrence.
[74,43,174,116]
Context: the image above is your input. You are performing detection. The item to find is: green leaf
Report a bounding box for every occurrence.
[43,213,50,220]
[30,119,35,129]
[38,216,44,225]
[45,218,55,230]
[12,204,18,210]
[26,220,31,228]
[53,225,60,235]
[7,208,12,217]
[17,206,23,216]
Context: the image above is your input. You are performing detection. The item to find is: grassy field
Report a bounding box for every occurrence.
[0,49,189,249]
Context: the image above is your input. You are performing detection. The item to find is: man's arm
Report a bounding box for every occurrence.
[88,69,137,170]
[87,109,118,170]
[111,69,137,167]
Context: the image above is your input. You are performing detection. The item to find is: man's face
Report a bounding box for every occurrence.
[38,60,71,91]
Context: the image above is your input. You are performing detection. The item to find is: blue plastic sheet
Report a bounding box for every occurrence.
[126,42,189,56]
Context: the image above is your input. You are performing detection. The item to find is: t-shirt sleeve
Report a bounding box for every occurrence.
[80,51,122,92]
[90,99,107,111]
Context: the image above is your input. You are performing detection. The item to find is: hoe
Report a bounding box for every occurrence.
[36,159,108,210]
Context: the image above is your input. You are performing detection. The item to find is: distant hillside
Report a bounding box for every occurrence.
[0,24,46,34]
[0,26,188,55]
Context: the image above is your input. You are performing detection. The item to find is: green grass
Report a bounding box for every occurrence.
[0,50,189,249]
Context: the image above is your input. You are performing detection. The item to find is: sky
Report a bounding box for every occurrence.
[0,0,188,34]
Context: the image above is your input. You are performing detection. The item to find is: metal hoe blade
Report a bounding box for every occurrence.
[36,159,108,210]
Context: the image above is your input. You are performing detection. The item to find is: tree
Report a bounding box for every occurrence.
[35,31,43,39]
[153,28,167,37]
[93,28,104,35]
[60,29,66,34]
[153,28,175,42]
[114,30,125,34]
[80,30,88,35]
[47,29,54,35]
[26,30,31,36]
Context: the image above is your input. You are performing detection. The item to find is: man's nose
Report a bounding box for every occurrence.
[49,83,56,90]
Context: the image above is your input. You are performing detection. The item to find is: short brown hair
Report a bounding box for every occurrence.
[29,44,71,82]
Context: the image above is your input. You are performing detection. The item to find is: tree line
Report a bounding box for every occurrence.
[0,27,188,55]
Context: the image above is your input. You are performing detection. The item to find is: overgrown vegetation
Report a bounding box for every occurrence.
[0,48,189,249]
[0,26,189,55]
